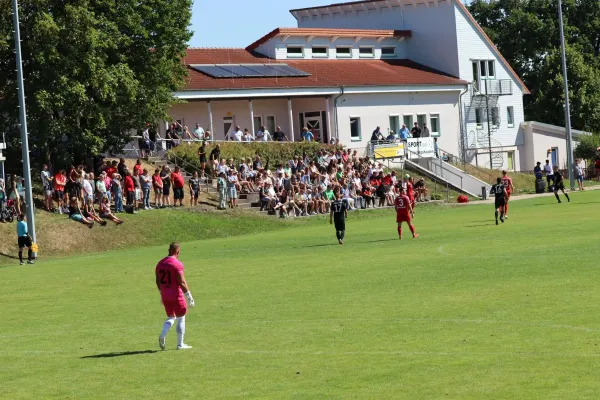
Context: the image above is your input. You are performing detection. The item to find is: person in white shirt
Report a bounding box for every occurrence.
[256,126,271,142]
[193,123,205,141]
[574,160,585,191]
[543,159,554,187]
[82,173,94,206]
[41,164,53,211]
[242,129,254,142]
[230,126,243,142]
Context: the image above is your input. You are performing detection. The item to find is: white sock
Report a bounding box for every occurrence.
[161,317,175,338]
[176,316,186,346]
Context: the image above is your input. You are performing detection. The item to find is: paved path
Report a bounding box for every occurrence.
[473,185,600,205]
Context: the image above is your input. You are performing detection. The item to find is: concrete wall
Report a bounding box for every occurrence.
[519,124,576,171]
[335,90,462,154]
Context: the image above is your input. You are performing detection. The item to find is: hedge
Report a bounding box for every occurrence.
[167,142,344,172]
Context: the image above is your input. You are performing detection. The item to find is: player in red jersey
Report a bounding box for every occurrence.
[156,242,195,350]
[395,186,418,239]
[501,170,514,219]
[407,176,417,211]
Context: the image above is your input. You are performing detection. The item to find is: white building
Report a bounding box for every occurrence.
[166,0,540,172]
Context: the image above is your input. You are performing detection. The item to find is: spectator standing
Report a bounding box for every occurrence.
[194,123,205,141]
[198,141,207,178]
[96,171,108,204]
[0,178,6,222]
[82,174,94,207]
[533,162,543,180]
[171,167,185,207]
[133,159,143,176]
[370,127,383,142]
[543,159,554,188]
[242,129,254,142]
[189,171,200,207]
[574,160,585,191]
[153,169,164,208]
[161,166,172,207]
[116,159,126,179]
[141,169,153,210]
[112,174,124,212]
[411,122,422,138]
[226,169,238,208]
[53,169,66,214]
[231,126,243,142]
[132,168,143,210]
[399,124,409,141]
[210,144,221,176]
[594,154,600,181]
[41,164,53,212]
[217,172,227,210]
[301,127,314,142]
[124,171,135,211]
[273,126,289,141]
[422,122,430,138]
[103,172,113,203]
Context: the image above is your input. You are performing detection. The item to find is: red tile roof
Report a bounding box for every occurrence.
[182,49,466,92]
[246,28,412,51]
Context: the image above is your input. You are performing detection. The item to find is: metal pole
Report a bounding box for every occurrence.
[484,79,493,170]
[558,0,576,190]
[12,0,37,249]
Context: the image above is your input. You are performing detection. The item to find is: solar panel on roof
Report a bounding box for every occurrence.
[191,64,310,79]
[191,65,238,78]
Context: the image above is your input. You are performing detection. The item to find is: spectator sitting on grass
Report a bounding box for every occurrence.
[99,196,123,225]
[69,197,94,228]
[83,200,107,226]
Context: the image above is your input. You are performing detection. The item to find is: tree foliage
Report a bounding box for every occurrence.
[468,0,600,133]
[0,0,192,168]
[574,133,600,161]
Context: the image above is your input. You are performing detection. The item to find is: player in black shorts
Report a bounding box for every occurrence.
[490,177,508,225]
[553,170,570,203]
[330,193,348,245]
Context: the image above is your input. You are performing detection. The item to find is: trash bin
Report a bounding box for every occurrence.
[535,179,546,194]
[481,186,488,200]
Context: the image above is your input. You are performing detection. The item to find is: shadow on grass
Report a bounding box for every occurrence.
[81,350,158,359]
[301,238,398,248]
[0,252,19,260]
[464,223,493,228]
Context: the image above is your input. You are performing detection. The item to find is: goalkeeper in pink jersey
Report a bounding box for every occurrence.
[155,242,195,350]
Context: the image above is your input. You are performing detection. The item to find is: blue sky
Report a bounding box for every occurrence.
[190,0,336,48]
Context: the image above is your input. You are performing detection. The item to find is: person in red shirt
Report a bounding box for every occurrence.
[501,170,514,218]
[395,185,418,239]
[53,169,67,214]
[133,159,143,176]
[124,170,135,210]
[152,168,164,208]
[171,167,185,207]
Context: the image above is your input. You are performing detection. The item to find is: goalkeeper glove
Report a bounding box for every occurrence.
[185,291,195,308]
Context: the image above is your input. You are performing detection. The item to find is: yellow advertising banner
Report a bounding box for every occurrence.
[373,143,405,159]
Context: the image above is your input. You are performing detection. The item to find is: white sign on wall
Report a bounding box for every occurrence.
[405,137,435,158]
[0,142,5,162]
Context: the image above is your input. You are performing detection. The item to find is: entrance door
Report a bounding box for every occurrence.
[302,111,323,142]
[551,147,558,167]
[223,117,233,140]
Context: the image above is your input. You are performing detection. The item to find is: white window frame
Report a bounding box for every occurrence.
[286,46,305,59]
[336,46,352,59]
[389,114,400,137]
[381,46,396,58]
[506,106,514,128]
[350,116,362,141]
[311,46,329,58]
[359,46,375,58]
[429,113,440,137]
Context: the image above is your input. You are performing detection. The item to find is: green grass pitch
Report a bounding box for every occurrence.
[2,191,600,399]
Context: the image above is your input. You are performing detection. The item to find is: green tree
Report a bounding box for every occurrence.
[574,133,600,161]
[0,0,192,168]
[468,0,600,132]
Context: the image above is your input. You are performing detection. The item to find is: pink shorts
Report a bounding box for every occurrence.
[163,299,187,317]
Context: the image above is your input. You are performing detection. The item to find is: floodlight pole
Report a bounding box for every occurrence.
[12,0,37,248]
[558,0,575,190]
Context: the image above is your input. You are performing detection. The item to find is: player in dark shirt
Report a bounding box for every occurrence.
[490,177,508,225]
[330,193,348,245]
[553,170,570,203]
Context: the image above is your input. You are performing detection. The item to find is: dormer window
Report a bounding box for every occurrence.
[381,46,396,58]
[359,47,374,58]
[336,47,352,58]
[286,46,304,58]
[312,46,328,58]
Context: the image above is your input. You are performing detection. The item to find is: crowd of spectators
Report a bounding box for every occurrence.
[209,148,429,216]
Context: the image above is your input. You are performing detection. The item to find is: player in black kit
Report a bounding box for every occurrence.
[490,177,508,225]
[330,193,348,245]
[553,170,570,203]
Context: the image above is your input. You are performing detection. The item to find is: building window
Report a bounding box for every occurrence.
[476,59,495,79]
[286,46,304,58]
[266,115,276,134]
[336,47,352,58]
[253,116,262,133]
[350,117,361,141]
[506,106,514,127]
[381,47,396,58]
[475,108,483,128]
[403,115,413,129]
[312,46,328,58]
[487,61,495,78]
[430,114,440,137]
[389,115,399,137]
[359,47,374,58]
[491,107,499,127]
[417,114,427,129]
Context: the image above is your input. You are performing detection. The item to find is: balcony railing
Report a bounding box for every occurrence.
[472,79,513,96]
